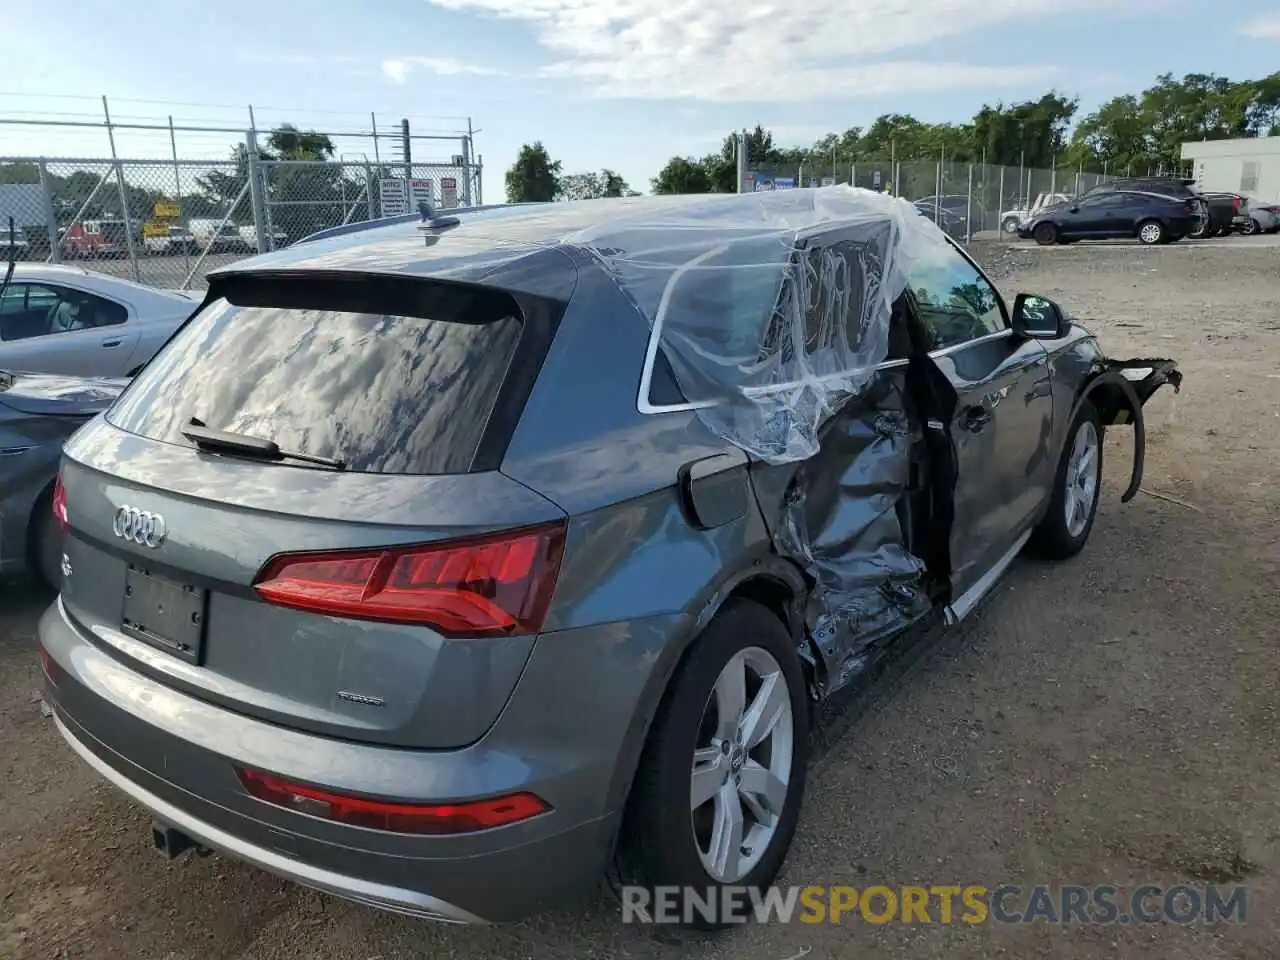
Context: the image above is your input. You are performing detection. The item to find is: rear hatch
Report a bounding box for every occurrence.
[57,270,568,749]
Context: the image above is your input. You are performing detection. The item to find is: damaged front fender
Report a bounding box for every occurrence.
[1074,358,1182,503]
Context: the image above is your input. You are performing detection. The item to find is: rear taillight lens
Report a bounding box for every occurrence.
[252,523,566,637]
[236,766,550,834]
[51,476,68,532]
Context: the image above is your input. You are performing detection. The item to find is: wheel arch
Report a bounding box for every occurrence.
[600,558,812,816]
[1066,372,1146,503]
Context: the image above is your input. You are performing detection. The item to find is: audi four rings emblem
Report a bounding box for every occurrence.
[112,506,167,548]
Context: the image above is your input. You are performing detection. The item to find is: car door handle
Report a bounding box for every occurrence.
[102,337,123,348]
[960,405,992,432]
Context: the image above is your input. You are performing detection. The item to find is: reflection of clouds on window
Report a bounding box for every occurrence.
[108,298,521,475]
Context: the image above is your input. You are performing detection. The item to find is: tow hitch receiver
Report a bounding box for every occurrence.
[151,821,208,860]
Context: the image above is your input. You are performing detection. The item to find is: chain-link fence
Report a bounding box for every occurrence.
[0,143,480,290]
[740,157,1133,243]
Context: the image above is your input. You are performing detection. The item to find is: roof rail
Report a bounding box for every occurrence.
[294,202,549,246]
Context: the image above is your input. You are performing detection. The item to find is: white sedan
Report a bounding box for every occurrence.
[0,263,198,378]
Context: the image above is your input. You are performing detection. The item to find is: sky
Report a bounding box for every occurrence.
[1,0,1279,201]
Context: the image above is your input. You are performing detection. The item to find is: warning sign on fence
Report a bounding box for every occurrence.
[440,177,458,208]
[409,179,434,209]
[380,179,408,217]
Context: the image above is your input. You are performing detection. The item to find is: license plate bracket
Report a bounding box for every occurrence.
[121,566,208,665]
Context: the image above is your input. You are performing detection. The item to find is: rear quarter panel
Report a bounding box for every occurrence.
[501,259,797,811]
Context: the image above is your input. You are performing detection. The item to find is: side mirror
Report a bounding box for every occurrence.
[1012,293,1070,340]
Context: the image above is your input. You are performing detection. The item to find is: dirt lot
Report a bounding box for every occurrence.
[2,238,1278,959]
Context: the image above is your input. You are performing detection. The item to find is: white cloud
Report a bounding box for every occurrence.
[1240,14,1280,39]
[382,59,411,83]
[423,0,1122,100]
[382,56,504,84]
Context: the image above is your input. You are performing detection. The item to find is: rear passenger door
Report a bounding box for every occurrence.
[904,237,1054,595]
[0,282,134,377]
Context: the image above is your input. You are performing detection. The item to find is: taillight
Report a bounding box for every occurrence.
[252,522,566,637]
[51,476,68,532]
[235,766,550,834]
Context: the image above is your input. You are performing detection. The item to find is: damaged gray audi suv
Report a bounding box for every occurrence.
[38,189,1180,926]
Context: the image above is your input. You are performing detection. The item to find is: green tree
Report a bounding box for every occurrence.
[600,169,630,197]
[971,92,1078,167]
[266,124,335,160]
[505,142,561,202]
[556,169,634,200]
[651,156,713,194]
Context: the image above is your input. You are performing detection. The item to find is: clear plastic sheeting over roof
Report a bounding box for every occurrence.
[568,187,934,463]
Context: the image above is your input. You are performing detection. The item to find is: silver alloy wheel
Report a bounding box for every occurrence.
[690,646,794,884]
[1064,420,1100,538]
[1139,222,1163,244]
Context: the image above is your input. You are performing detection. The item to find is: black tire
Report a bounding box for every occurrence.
[1029,401,1104,560]
[1137,219,1166,245]
[1033,222,1058,246]
[1242,218,1261,236]
[612,599,810,929]
[1002,216,1021,234]
[27,488,63,590]
[1189,216,1211,240]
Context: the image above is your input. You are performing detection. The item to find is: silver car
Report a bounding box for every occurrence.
[0,264,197,377]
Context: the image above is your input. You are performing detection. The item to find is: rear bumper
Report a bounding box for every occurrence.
[37,596,677,922]
[52,709,488,923]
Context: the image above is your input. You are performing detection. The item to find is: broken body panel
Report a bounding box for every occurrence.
[572,189,1181,700]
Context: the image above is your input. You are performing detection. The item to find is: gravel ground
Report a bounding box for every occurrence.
[2,237,1278,959]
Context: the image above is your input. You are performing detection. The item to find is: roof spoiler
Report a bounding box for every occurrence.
[294,201,550,246]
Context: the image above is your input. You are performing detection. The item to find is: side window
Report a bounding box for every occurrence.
[0,284,55,341]
[1075,194,1111,209]
[0,283,127,342]
[904,237,1006,352]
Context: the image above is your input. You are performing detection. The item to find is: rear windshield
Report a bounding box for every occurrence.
[107,279,524,475]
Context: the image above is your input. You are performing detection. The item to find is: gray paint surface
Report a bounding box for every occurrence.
[37,194,1180,923]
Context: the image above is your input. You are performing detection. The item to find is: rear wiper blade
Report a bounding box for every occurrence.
[181,418,346,470]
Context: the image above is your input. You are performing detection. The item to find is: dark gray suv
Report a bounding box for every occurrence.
[37,191,1180,926]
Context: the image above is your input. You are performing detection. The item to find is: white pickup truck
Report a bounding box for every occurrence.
[143,226,198,256]
[1001,193,1072,234]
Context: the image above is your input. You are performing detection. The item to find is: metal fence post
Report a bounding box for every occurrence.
[851,162,856,188]
[364,162,375,221]
[998,167,1005,226]
[934,152,943,225]
[965,164,974,243]
[246,132,269,254]
[102,97,141,282]
[736,132,746,194]
[169,116,191,279]
[463,121,475,207]
[474,157,483,206]
[37,159,60,263]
